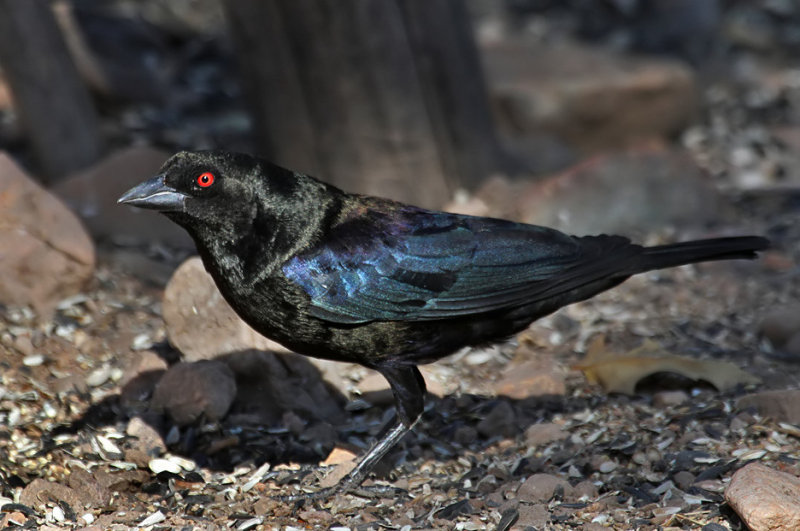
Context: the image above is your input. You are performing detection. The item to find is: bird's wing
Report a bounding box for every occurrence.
[282,207,632,324]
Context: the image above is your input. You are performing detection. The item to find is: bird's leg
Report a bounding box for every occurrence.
[276,366,426,501]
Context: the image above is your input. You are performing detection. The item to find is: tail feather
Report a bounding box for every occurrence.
[634,236,770,274]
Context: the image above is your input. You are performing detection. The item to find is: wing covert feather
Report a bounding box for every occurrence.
[282,208,615,324]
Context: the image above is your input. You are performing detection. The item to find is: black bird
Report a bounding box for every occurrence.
[119,150,769,497]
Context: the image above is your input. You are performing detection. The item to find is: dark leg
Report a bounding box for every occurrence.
[276,365,426,501]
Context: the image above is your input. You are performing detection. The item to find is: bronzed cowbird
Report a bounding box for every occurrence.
[119,150,769,497]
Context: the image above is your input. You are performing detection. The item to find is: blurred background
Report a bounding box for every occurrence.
[1,0,799,224]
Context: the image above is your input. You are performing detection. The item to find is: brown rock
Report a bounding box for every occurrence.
[66,468,112,508]
[736,389,800,424]
[224,349,346,425]
[517,473,574,503]
[477,400,517,439]
[163,257,287,361]
[126,415,167,457]
[524,422,567,446]
[150,360,237,425]
[759,305,800,350]
[52,146,192,249]
[725,463,800,531]
[0,153,95,319]
[484,37,697,153]
[514,146,723,236]
[516,503,549,528]
[20,479,83,512]
[653,390,690,408]
[494,356,566,399]
[119,350,168,410]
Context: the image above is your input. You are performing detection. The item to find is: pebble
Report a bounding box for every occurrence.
[476,401,516,438]
[148,458,182,475]
[139,510,166,527]
[22,354,45,367]
[653,390,689,408]
[126,415,167,457]
[598,460,617,474]
[150,360,237,425]
[85,365,112,387]
[517,473,574,503]
[759,305,800,349]
[674,470,695,490]
[52,505,65,523]
[524,422,567,446]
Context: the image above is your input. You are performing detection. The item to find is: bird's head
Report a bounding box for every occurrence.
[118,150,264,229]
[119,150,337,265]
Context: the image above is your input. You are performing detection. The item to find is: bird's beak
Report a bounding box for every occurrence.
[118,174,186,212]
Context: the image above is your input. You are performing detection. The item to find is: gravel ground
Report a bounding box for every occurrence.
[0,196,795,529]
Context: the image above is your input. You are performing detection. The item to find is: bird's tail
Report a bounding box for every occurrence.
[633,236,770,274]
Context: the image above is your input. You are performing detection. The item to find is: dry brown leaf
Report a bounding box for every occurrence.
[320,447,357,466]
[573,336,760,395]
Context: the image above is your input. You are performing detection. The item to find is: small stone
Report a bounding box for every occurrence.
[573,480,599,500]
[515,503,548,528]
[653,390,689,408]
[597,460,618,474]
[759,305,800,349]
[493,356,566,399]
[524,422,567,446]
[126,416,167,457]
[149,458,182,475]
[150,360,237,425]
[85,365,111,387]
[517,474,574,503]
[725,463,800,531]
[673,470,695,490]
[22,354,45,367]
[454,425,478,446]
[476,401,517,438]
[19,479,82,512]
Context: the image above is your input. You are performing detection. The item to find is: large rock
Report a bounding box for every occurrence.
[517,146,722,235]
[483,37,697,154]
[726,463,800,531]
[459,146,724,237]
[0,153,95,319]
[736,389,800,424]
[52,146,193,249]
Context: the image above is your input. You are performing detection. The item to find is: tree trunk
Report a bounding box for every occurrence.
[0,0,103,182]
[223,0,501,209]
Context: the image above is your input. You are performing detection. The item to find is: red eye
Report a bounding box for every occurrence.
[197,172,215,188]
